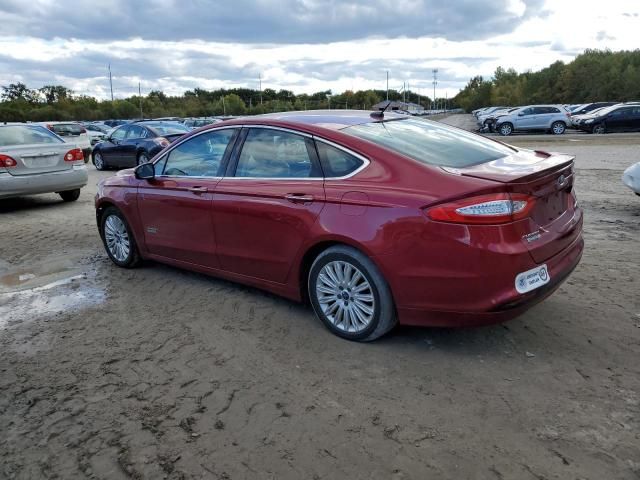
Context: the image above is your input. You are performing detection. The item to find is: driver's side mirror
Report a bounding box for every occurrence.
[518,112,525,116]
[135,162,155,180]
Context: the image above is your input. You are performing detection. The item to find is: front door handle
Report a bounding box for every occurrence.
[188,186,208,194]
[285,193,314,203]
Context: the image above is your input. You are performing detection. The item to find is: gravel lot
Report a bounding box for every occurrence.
[1,116,639,479]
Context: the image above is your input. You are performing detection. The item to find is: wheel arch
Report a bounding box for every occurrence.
[296,238,385,304]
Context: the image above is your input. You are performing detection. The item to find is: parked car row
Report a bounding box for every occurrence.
[473,101,640,135]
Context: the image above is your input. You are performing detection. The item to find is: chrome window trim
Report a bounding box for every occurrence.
[150,124,370,181]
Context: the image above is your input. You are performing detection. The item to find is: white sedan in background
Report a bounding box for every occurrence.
[622,162,640,196]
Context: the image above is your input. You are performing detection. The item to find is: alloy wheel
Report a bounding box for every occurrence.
[94,152,104,169]
[315,261,376,333]
[104,215,130,262]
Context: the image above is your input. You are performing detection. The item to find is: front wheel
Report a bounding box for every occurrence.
[592,123,606,134]
[551,121,566,135]
[93,151,106,170]
[59,189,80,202]
[498,123,513,136]
[308,245,396,341]
[100,207,141,268]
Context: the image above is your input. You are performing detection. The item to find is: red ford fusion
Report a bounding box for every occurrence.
[95,110,583,341]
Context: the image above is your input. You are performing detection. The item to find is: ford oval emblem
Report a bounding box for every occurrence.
[557,174,567,188]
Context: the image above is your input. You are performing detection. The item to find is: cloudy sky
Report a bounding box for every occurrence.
[0,0,638,100]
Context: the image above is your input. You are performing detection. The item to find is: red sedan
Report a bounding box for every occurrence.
[95,111,583,341]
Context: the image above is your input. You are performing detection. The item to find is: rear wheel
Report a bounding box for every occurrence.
[592,123,606,134]
[499,123,513,136]
[59,189,80,202]
[93,151,106,170]
[551,121,566,135]
[100,207,141,268]
[137,151,149,165]
[308,245,396,342]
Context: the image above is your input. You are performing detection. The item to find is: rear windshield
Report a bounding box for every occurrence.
[145,122,190,135]
[343,118,514,168]
[49,123,83,136]
[0,125,64,147]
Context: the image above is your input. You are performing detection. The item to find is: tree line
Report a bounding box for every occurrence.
[0,83,433,122]
[454,49,640,112]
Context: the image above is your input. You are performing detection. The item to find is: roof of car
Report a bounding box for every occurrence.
[230,109,408,130]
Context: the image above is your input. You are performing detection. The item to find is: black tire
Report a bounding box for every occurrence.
[93,151,106,170]
[59,189,81,202]
[99,206,141,268]
[551,121,566,135]
[498,122,513,136]
[137,151,149,165]
[308,245,396,342]
[592,123,606,134]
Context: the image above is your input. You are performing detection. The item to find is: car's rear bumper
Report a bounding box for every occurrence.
[0,166,88,199]
[394,234,583,327]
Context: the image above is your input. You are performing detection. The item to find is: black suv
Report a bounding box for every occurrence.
[92,121,190,170]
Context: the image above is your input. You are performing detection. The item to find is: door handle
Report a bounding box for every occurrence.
[285,193,314,203]
[188,186,209,194]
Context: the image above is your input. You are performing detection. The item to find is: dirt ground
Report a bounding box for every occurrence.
[1,115,639,479]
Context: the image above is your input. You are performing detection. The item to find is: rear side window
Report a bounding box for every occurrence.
[235,128,319,178]
[343,118,514,168]
[162,129,237,177]
[126,125,146,139]
[316,141,363,177]
[0,125,64,147]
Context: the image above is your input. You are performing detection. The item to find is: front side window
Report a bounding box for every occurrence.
[343,118,515,168]
[0,125,64,147]
[111,126,127,141]
[161,129,236,177]
[316,141,363,177]
[235,129,317,178]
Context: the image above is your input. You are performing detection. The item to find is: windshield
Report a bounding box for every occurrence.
[343,118,515,168]
[146,122,190,135]
[590,105,621,116]
[0,125,64,147]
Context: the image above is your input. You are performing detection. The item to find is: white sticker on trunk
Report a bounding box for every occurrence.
[515,264,550,294]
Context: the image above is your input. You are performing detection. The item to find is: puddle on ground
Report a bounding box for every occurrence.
[0,270,105,329]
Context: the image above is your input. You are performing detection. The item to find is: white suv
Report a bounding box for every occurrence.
[495,105,571,136]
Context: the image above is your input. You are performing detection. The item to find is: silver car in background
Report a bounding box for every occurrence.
[0,123,88,201]
[495,105,571,136]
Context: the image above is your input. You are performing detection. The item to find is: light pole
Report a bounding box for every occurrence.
[432,69,438,111]
[326,93,332,110]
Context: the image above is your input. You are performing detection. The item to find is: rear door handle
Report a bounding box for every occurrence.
[285,193,314,203]
[188,186,209,194]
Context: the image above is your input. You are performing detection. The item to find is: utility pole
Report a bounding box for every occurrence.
[432,69,438,111]
[222,96,226,116]
[138,82,143,118]
[259,73,263,105]
[386,70,389,101]
[108,63,114,102]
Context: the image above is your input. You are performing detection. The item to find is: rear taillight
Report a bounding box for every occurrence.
[426,193,536,225]
[153,137,170,147]
[0,154,17,168]
[80,127,87,133]
[64,148,85,162]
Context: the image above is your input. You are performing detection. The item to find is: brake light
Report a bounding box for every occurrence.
[80,127,87,134]
[426,193,536,225]
[64,148,85,162]
[0,154,17,167]
[45,124,53,131]
[153,137,170,147]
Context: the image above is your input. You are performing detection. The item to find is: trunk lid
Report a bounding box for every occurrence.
[450,149,581,263]
[2,144,70,176]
